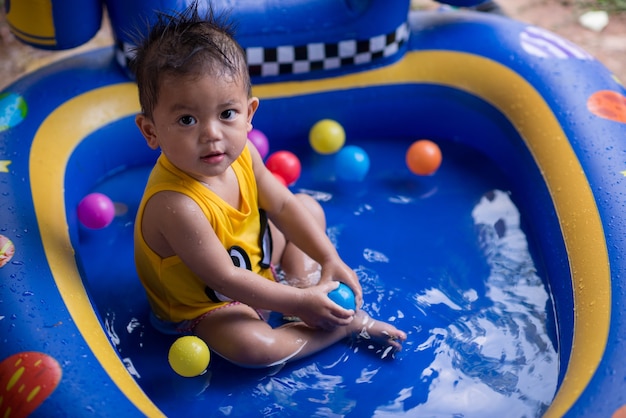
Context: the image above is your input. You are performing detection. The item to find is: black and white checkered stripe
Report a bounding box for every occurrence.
[115,21,409,78]
[247,21,409,77]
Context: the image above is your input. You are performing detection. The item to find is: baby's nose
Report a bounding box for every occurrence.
[202,120,222,141]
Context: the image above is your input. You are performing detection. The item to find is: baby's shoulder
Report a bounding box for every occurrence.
[145,189,197,214]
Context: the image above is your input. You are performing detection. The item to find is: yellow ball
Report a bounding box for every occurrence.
[309,119,345,154]
[168,336,211,377]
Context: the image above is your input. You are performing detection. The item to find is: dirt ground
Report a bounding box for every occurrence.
[498,0,626,82]
[0,1,624,90]
[411,0,626,81]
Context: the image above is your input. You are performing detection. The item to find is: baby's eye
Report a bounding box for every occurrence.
[220,109,237,120]
[179,115,197,126]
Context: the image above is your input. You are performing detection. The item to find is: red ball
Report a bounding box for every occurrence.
[265,151,301,185]
[406,140,442,176]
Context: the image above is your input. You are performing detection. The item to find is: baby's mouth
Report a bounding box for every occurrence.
[200,151,225,163]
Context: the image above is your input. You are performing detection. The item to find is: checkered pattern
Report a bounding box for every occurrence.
[115,21,409,78]
[247,21,409,77]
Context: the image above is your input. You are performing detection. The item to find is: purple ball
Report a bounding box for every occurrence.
[248,129,270,159]
[77,193,115,229]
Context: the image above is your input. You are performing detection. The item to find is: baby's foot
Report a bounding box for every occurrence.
[349,310,407,355]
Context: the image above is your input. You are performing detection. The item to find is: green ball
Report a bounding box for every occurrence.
[168,336,211,377]
[309,119,345,154]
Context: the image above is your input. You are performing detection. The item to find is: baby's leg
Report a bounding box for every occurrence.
[194,303,406,368]
[194,303,352,367]
[271,193,326,288]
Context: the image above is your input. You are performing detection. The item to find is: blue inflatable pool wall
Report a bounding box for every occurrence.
[2,1,626,417]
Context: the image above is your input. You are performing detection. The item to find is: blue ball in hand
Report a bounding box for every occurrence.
[328,283,356,310]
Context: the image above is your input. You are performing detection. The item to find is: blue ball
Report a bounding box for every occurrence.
[335,145,370,181]
[328,283,356,310]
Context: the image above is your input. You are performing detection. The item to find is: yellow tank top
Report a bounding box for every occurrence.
[134,146,275,322]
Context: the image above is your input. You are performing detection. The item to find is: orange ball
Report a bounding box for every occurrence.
[406,140,442,176]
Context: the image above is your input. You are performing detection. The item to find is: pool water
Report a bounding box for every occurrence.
[76,137,558,417]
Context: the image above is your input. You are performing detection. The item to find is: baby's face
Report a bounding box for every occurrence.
[144,71,258,183]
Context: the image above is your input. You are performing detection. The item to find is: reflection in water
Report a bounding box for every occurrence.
[105,312,144,379]
[253,362,356,417]
[375,190,558,417]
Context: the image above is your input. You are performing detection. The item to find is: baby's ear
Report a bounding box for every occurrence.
[246,97,260,131]
[135,114,159,149]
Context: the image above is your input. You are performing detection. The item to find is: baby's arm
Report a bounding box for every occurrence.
[142,189,354,329]
[248,142,363,308]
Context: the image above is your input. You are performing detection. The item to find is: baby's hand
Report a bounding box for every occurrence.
[319,259,363,309]
[295,281,355,330]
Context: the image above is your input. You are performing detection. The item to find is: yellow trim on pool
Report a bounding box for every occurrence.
[6,0,57,47]
[30,83,165,418]
[28,51,609,416]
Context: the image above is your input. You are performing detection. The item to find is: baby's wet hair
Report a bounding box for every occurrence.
[129,2,251,118]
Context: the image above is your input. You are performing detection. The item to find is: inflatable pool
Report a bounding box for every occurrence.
[2,1,626,416]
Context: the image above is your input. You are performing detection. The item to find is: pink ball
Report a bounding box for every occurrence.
[248,129,270,159]
[265,151,301,186]
[77,192,115,229]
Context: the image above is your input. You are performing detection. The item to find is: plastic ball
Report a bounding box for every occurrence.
[265,151,302,185]
[168,336,211,377]
[77,192,115,229]
[335,145,370,181]
[328,283,356,311]
[309,119,345,154]
[406,140,442,176]
[248,129,270,159]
